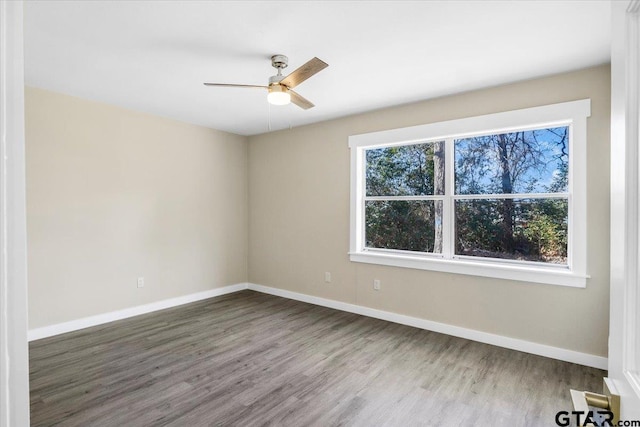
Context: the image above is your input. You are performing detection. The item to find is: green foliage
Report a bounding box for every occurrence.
[519,199,568,260]
[455,199,568,263]
[455,200,502,253]
[366,144,438,196]
[366,201,437,252]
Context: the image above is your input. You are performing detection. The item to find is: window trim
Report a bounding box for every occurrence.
[348,99,591,288]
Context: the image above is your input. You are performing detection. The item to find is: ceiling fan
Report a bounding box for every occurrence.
[204,55,328,109]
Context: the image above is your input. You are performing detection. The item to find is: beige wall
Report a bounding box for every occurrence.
[248,65,611,357]
[26,87,248,328]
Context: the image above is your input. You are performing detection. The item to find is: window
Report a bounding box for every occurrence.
[349,100,590,287]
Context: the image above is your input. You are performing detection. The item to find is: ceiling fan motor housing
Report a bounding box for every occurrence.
[271,54,288,70]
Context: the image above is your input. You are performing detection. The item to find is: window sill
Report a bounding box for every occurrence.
[349,251,588,288]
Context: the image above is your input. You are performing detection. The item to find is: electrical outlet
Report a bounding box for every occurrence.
[137,277,144,288]
[324,272,332,283]
[373,279,381,291]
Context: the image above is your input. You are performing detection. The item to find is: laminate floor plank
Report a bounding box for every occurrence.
[30,290,604,426]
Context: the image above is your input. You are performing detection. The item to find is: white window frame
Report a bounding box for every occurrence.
[348,99,591,288]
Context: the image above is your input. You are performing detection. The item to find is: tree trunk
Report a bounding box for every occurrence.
[497,134,515,253]
[433,141,445,253]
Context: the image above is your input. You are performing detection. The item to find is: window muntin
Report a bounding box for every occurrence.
[349,99,590,287]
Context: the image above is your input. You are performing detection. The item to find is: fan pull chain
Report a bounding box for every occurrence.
[268,101,271,132]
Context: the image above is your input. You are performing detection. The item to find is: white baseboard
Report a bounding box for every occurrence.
[247,283,608,370]
[28,281,608,370]
[28,283,249,341]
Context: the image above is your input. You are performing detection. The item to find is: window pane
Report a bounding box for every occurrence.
[366,141,445,196]
[455,198,568,264]
[366,200,443,253]
[455,127,569,195]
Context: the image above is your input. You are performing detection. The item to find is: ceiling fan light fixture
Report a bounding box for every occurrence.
[267,85,291,106]
[204,55,327,110]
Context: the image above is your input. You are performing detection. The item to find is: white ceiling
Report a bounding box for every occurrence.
[24,1,611,136]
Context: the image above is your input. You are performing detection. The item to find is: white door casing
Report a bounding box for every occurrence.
[609,0,640,419]
[0,0,30,426]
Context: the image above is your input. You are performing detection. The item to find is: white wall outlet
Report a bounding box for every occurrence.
[324,272,332,283]
[137,277,145,288]
[373,279,381,291]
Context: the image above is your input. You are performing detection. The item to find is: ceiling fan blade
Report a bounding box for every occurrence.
[203,83,268,89]
[290,89,315,110]
[279,57,328,89]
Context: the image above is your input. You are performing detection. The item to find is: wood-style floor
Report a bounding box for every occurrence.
[30,290,604,426]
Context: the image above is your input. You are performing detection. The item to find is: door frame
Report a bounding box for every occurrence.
[609,0,640,419]
[0,1,30,426]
